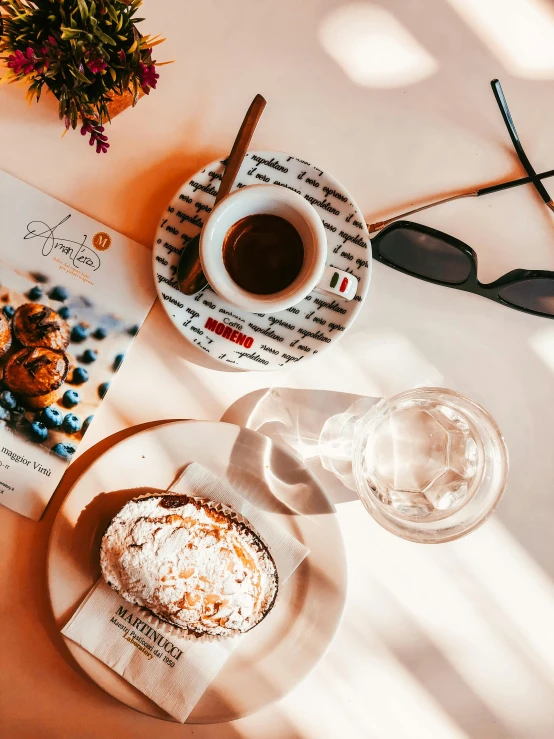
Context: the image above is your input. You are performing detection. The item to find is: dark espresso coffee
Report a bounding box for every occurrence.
[222,214,304,295]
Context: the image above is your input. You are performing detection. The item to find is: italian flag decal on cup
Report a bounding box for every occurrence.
[323,266,358,300]
[330,271,349,293]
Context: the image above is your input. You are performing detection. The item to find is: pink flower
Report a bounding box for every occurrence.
[138,62,159,94]
[39,36,59,66]
[7,48,37,76]
[80,122,110,154]
[86,57,107,74]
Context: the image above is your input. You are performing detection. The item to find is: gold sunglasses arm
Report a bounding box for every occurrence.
[366,191,478,234]
[366,165,554,234]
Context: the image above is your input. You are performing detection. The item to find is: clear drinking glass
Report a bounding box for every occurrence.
[319,387,508,543]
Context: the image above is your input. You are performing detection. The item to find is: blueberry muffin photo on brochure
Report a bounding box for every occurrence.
[0,265,138,457]
[0,170,156,520]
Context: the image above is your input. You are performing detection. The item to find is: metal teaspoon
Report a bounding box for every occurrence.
[177,94,267,295]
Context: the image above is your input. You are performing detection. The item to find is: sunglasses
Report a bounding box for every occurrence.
[368,80,554,319]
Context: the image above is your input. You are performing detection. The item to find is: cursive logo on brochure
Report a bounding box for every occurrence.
[24,215,101,272]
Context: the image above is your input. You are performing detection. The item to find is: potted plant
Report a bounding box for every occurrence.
[0,0,167,153]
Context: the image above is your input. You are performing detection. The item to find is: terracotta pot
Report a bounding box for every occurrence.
[106,87,145,120]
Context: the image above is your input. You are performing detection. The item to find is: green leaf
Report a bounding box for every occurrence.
[61,28,82,40]
[95,28,116,45]
[70,99,78,128]
[69,67,90,84]
[76,0,87,23]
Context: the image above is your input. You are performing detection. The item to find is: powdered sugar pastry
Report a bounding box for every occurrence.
[100,494,278,637]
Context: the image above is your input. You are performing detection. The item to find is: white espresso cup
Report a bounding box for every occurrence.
[200,184,358,313]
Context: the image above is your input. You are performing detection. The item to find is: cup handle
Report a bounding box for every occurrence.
[315,266,358,301]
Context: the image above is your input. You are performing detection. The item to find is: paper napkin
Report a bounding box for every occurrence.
[62,463,309,722]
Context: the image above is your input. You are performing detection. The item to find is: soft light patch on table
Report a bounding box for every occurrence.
[447,0,554,79]
[347,329,444,396]
[319,2,437,88]
[529,326,554,374]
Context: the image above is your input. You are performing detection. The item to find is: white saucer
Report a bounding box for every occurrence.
[47,421,347,723]
[153,151,372,370]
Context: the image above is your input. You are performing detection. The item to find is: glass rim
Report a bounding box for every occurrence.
[352,387,509,544]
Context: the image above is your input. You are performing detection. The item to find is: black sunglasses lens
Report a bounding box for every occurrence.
[498,278,554,316]
[375,228,473,284]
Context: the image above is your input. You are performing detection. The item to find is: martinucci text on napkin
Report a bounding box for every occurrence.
[111,604,184,665]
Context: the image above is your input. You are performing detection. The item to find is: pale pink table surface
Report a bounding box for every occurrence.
[3,1,554,737]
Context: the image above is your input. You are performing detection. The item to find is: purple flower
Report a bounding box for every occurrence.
[80,121,110,154]
[138,62,159,94]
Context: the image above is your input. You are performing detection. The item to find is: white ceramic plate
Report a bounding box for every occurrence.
[47,421,347,723]
[153,151,372,370]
